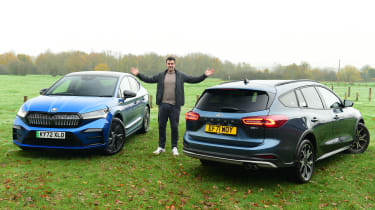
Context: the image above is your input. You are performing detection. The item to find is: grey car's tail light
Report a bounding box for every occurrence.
[241,115,288,128]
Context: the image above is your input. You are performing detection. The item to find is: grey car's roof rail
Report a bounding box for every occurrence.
[275,79,317,86]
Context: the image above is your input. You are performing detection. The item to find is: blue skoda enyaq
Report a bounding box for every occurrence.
[183,80,370,183]
[13,71,150,155]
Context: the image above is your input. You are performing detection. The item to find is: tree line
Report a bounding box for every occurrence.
[1,51,375,82]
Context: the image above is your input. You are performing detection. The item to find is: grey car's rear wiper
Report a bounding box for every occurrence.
[220,107,242,112]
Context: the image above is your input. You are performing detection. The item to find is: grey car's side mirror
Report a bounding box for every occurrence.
[343,100,353,107]
[330,102,341,109]
[123,90,136,99]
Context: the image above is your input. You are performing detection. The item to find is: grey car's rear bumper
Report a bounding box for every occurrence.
[183,149,278,168]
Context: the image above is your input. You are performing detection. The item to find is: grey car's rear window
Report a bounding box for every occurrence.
[196,89,269,113]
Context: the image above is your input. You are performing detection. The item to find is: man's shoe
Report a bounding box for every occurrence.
[172,147,179,156]
[153,147,165,155]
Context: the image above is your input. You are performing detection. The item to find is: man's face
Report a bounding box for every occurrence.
[166,60,175,72]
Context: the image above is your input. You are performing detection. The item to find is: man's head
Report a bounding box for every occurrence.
[166,57,176,72]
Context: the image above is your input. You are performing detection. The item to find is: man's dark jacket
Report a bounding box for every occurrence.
[136,69,207,106]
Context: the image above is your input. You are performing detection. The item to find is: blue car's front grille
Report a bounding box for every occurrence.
[26,112,81,128]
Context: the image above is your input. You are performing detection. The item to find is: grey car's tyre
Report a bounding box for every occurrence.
[138,107,150,134]
[347,123,370,154]
[103,118,125,155]
[293,139,315,183]
[200,159,218,166]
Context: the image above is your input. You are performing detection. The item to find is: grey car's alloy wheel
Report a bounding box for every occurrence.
[138,107,150,134]
[294,139,315,183]
[347,123,370,154]
[103,118,125,155]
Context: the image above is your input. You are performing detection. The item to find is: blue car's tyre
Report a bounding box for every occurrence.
[103,118,125,155]
[138,107,150,134]
[293,139,315,183]
[20,146,38,151]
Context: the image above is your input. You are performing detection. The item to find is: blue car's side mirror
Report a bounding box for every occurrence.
[123,90,136,99]
[40,88,48,95]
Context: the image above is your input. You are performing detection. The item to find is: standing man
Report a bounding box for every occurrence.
[130,56,214,155]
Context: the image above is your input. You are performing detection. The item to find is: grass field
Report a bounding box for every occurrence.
[0,75,374,209]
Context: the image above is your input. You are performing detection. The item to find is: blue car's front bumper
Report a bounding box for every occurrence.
[13,116,111,150]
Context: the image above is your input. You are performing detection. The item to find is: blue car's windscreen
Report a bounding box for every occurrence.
[196,89,269,113]
[46,75,119,97]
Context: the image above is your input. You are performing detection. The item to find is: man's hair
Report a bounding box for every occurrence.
[166,56,176,63]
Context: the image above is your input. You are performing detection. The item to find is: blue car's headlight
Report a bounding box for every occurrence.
[81,108,109,120]
[17,107,27,118]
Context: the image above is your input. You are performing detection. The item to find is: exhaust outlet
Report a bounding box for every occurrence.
[244,163,259,171]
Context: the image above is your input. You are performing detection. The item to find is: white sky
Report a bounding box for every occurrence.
[1,0,374,69]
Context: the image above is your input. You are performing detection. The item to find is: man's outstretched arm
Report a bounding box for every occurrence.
[130,67,159,83]
[184,68,214,83]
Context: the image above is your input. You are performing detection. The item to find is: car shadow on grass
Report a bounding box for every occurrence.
[12,148,114,160]
[11,133,142,160]
[184,152,355,186]
[186,161,294,186]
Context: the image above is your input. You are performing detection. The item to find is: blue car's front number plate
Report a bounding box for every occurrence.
[36,131,66,139]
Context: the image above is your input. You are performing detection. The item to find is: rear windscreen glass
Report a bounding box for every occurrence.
[196,89,269,113]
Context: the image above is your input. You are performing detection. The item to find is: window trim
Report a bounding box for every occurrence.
[297,85,325,110]
[118,76,131,98]
[278,90,299,108]
[128,76,140,92]
[315,85,343,110]
[295,89,307,108]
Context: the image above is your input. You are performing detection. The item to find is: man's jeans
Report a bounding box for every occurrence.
[158,103,181,149]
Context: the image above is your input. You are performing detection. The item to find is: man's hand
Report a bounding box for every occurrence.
[205,68,214,76]
[130,67,139,76]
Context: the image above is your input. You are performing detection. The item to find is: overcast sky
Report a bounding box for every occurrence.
[1,0,374,69]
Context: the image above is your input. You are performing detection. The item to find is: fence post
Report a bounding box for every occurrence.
[196,95,200,102]
[331,84,334,90]
[356,92,359,101]
[369,88,372,102]
[348,87,351,98]
[149,95,153,109]
[24,96,28,102]
[345,92,347,100]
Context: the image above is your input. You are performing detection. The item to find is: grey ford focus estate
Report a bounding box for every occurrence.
[183,80,370,183]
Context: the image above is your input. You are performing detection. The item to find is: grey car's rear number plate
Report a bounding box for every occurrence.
[205,124,237,135]
[36,131,66,139]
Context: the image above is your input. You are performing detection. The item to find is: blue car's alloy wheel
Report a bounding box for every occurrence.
[103,118,125,155]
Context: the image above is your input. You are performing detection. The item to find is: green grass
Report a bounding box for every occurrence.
[0,75,374,209]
